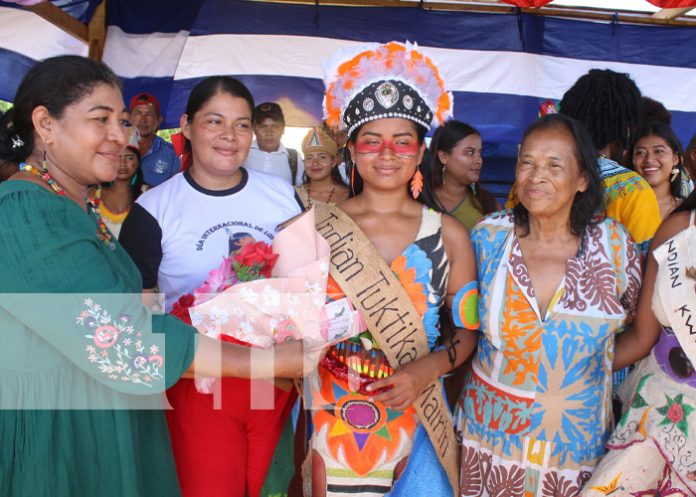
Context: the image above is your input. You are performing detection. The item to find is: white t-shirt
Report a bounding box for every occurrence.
[244,141,304,185]
[119,168,302,310]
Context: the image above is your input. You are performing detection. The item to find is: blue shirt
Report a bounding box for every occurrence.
[141,136,180,187]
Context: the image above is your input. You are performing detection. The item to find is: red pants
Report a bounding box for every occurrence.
[166,376,296,497]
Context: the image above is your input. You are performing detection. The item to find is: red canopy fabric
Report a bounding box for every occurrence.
[646,0,696,7]
[498,0,696,7]
[497,0,554,6]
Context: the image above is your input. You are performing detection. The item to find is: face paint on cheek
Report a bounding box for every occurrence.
[355,139,420,157]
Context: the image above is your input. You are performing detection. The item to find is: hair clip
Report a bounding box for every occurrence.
[11,135,24,149]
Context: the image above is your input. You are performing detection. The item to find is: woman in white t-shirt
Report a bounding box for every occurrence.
[120,76,302,497]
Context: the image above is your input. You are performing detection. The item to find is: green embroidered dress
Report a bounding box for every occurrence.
[0,181,197,497]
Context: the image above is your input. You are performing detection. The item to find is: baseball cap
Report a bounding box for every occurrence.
[253,102,284,124]
[124,144,141,159]
[129,93,161,114]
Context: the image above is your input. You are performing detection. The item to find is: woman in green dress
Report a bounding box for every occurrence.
[426,120,500,230]
[0,55,308,497]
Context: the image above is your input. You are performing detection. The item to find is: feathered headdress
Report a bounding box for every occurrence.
[323,41,452,136]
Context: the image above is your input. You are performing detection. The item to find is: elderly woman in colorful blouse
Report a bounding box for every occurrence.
[456,113,643,497]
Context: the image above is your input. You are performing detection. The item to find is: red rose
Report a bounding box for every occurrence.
[234,241,279,278]
[170,293,194,325]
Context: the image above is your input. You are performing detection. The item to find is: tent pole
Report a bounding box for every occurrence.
[88,0,107,61]
[267,0,696,26]
[24,0,106,61]
[652,7,694,20]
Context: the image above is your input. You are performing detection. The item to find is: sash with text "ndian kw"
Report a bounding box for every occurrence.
[314,203,459,497]
[654,224,696,367]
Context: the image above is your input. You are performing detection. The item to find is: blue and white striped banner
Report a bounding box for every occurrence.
[100,0,696,146]
[0,3,89,100]
[2,0,696,191]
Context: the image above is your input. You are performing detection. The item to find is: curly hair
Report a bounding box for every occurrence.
[559,69,642,155]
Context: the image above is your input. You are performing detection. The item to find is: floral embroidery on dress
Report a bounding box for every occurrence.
[656,393,694,437]
[590,473,623,496]
[76,298,164,386]
[631,463,691,497]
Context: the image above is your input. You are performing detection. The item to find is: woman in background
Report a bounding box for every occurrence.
[630,121,689,219]
[100,144,144,237]
[296,126,349,206]
[426,120,499,230]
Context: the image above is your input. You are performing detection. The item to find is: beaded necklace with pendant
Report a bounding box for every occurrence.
[19,162,116,250]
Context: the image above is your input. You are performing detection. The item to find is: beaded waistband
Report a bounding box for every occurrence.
[320,342,394,395]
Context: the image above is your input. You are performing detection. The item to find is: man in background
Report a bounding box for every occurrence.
[245,102,303,185]
[129,92,180,187]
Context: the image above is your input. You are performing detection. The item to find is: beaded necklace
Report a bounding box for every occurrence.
[305,183,336,207]
[19,162,116,250]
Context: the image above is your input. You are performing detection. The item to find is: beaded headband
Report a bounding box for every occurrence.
[323,41,452,136]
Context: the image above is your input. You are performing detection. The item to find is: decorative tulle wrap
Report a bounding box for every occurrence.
[177,207,365,393]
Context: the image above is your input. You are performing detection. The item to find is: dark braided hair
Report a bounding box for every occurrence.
[559,69,642,156]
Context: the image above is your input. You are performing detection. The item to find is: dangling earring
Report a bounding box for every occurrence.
[671,166,680,182]
[350,162,356,197]
[42,149,48,172]
[471,182,478,196]
[410,166,423,199]
[442,165,446,185]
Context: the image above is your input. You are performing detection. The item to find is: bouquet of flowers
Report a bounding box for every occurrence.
[170,241,278,327]
[170,207,365,392]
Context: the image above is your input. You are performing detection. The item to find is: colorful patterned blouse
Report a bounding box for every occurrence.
[599,157,660,255]
[456,210,641,497]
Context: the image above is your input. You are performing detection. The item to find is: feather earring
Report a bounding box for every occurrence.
[350,162,356,197]
[410,167,423,198]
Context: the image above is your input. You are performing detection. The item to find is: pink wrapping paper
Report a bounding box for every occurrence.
[188,207,364,393]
